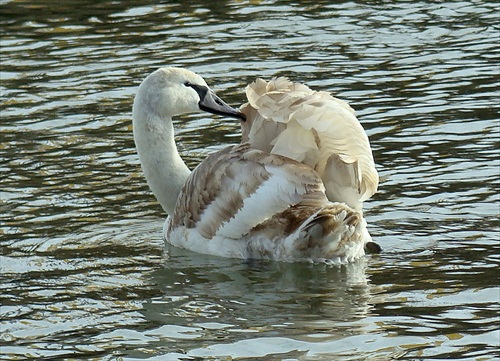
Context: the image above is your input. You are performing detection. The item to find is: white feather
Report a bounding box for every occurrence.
[240,77,379,210]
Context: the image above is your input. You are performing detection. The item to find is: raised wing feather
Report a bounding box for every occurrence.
[240,77,378,210]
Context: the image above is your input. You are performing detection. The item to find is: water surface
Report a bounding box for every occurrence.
[1,0,499,360]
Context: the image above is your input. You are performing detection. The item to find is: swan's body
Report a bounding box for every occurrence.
[133,67,380,263]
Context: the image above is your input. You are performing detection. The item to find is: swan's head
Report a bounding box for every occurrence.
[134,67,246,121]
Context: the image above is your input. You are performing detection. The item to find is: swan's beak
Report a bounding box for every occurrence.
[199,88,246,122]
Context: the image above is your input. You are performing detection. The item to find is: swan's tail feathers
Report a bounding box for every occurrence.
[295,204,371,263]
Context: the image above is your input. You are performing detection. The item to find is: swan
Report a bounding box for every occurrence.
[133,67,380,263]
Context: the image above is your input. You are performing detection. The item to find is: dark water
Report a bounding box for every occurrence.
[1,0,499,360]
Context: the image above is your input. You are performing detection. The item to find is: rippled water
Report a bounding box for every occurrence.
[1,0,499,360]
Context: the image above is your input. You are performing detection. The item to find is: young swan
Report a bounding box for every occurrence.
[133,67,380,263]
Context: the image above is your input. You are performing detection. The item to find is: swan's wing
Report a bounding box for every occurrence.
[169,143,329,240]
[240,77,378,210]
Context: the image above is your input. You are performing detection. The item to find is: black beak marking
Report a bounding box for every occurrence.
[186,83,246,121]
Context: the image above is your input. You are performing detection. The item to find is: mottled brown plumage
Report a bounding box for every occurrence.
[167,143,370,262]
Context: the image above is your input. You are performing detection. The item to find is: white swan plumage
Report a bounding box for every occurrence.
[240,77,379,211]
[133,67,380,263]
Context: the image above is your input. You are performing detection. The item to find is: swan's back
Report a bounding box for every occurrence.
[240,77,378,210]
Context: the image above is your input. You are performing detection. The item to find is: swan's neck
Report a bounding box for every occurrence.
[133,107,191,215]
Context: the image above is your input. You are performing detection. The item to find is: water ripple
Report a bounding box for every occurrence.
[1,0,498,360]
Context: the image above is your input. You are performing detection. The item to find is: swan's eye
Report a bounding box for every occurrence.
[184,81,192,87]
